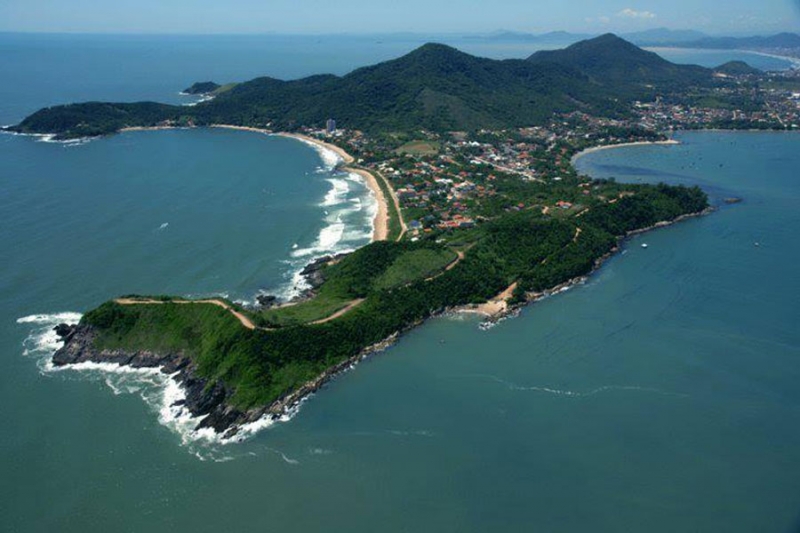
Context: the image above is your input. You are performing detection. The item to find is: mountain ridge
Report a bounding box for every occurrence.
[9,34,728,138]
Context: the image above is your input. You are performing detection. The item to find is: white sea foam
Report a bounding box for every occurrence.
[271,169,379,301]
[17,313,83,371]
[1,130,95,146]
[290,205,351,259]
[182,94,216,107]
[742,50,800,70]
[321,178,350,207]
[39,134,94,146]
[17,312,83,325]
[283,135,342,171]
[16,311,302,459]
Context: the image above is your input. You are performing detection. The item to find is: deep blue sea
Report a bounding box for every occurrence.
[1,33,799,532]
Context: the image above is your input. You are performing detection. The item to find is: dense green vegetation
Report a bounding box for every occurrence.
[31,32,715,414]
[11,102,185,138]
[373,248,458,290]
[528,34,713,100]
[183,81,221,94]
[713,61,762,77]
[190,43,629,132]
[81,182,708,410]
[8,35,721,138]
[258,241,455,327]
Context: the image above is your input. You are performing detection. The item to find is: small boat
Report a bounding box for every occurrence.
[641,243,648,248]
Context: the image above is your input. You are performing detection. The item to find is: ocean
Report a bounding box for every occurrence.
[2,33,800,532]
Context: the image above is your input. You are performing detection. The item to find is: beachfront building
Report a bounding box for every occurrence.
[326,119,337,134]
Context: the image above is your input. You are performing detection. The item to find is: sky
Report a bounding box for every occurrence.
[1,0,798,35]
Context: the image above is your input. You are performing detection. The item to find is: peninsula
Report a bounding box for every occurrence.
[16,35,800,438]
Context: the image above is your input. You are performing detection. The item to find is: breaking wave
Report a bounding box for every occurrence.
[16,312,304,461]
[271,169,377,302]
[0,130,94,146]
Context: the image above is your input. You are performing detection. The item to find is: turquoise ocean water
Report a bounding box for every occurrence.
[1,34,799,532]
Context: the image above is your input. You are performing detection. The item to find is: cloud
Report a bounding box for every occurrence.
[617,8,657,19]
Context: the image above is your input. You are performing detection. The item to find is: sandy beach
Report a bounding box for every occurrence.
[571,139,681,164]
[211,126,388,241]
[122,124,391,242]
[348,168,389,241]
[270,132,389,242]
[273,132,355,165]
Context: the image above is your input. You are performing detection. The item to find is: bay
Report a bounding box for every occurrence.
[2,34,799,532]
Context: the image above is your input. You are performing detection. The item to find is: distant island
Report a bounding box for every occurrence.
[13,34,800,438]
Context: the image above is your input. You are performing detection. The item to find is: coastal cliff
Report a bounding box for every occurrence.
[52,320,400,437]
[52,323,259,436]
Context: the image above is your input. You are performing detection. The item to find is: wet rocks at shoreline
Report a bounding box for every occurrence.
[299,252,350,289]
[51,323,263,437]
[254,252,352,310]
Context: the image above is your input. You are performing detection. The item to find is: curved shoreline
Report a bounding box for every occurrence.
[571,139,681,165]
[44,130,708,442]
[119,124,391,242]
[211,126,389,242]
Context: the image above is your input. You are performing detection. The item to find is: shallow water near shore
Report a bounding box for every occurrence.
[3,35,800,532]
[5,129,800,531]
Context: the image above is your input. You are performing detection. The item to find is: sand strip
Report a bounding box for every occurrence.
[119,124,395,242]
[571,139,681,164]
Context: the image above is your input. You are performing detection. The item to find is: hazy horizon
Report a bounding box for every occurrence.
[1,0,798,35]
[0,28,798,38]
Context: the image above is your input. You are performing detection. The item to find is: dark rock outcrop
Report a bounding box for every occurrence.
[299,252,350,290]
[256,294,278,308]
[49,301,393,438]
[183,81,221,95]
[51,323,267,437]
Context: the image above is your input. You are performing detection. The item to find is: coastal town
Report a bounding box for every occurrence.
[14,31,800,447]
[290,64,800,241]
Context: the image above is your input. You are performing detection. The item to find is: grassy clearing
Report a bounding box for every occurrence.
[213,83,239,95]
[258,292,353,327]
[82,183,709,409]
[395,140,440,156]
[259,242,455,326]
[374,248,458,290]
[87,302,241,354]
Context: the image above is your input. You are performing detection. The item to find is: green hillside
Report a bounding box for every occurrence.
[190,43,622,131]
[7,35,725,139]
[527,34,713,98]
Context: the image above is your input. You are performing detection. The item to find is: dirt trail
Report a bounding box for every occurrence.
[114,298,260,330]
[468,282,519,316]
[446,250,466,271]
[310,299,365,325]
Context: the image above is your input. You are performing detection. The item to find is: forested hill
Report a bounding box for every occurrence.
[193,43,620,131]
[527,34,712,97]
[9,35,719,138]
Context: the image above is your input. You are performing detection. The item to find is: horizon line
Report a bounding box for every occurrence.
[0,28,797,38]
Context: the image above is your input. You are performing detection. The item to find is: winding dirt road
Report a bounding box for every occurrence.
[114,298,260,330]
